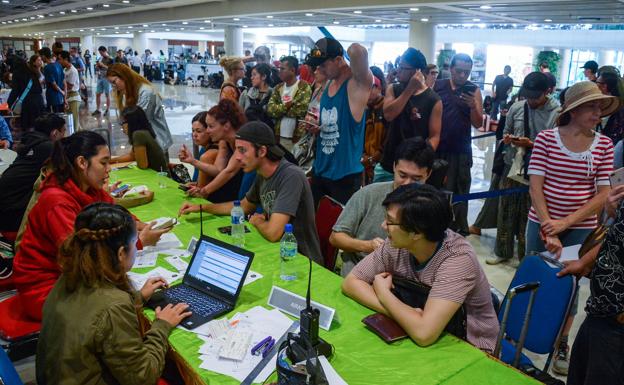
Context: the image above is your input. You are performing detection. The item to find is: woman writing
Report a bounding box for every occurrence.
[110,106,169,172]
[107,63,173,154]
[527,81,617,373]
[179,99,246,202]
[218,56,245,102]
[12,131,169,321]
[37,203,193,384]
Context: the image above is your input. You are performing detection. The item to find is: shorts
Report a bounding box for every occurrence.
[96,78,111,94]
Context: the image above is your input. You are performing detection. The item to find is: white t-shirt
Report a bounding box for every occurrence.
[279,80,299,138]
[130,55,143,67]
[64,66,81,102]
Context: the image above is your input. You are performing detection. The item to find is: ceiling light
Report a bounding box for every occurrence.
[138,30,142,32]
[1,0,8,3]
[204,20,211,23]
[243,25,248,27]
[30,16,35,19]
[233,18,240,21]
[180,27,184,30]
[182,21,188,24]
[59,11,65,14]
[38,14,44,18]
[479,5,492,9]
[305,13,313,16]
[96,32,100,35]
[90,28,94,31]
[127,26,133,28]
[150,30,155,32]
[86,7,93,10]
[114,26,119,29]
[115,31,119,34]
[353,10,362,14]
[161,23,166,26]
[142,24,148,27]
[0,22,4,24]
[375,19,381,22]
[71,9,77,13]
[544,18,552,22]
[54,31,57,34]
[333,21,340,24]
[48,13,53,16]
[266,15,273,18]
[79,29,84,31]
[268,23,274,26]
[122,0,130,3]
[103,4,110,7]
[409,8,419,11]
[101,28,106,30]
[199,27,205,29]
[165,28,170,31]
[22,18,27,21]
[472,18,481,21]
[421,18,429,22]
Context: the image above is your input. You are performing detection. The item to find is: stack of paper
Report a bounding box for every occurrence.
[197,306,294,383]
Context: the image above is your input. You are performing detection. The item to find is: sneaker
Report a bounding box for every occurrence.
[469,225,482,236]
[91,110,101,116]
[103,109,109,116]
[486,256,508,265]
[552,340,569,376]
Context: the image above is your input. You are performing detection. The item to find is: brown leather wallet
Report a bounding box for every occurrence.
[362,313,408,343]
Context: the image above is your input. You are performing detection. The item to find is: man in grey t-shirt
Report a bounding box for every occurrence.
[179,121,321,264]
[330,138,435,276]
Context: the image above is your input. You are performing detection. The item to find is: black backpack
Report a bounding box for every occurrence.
[245,96,274,129]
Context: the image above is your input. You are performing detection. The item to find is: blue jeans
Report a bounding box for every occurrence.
[525,220,592,255]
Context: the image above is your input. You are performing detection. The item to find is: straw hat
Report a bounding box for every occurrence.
[557,81,620,125]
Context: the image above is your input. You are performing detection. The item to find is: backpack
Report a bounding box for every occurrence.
[245,94,274,129]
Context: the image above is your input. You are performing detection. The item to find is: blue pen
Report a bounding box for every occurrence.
[251,336,272,356]
[261,338,276,358]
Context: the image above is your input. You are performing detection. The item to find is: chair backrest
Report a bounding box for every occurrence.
[499,254,576,355]
[0,347,23,385]
[315,195,344,271]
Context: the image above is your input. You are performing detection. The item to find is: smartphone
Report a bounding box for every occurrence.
[610,167,624,187]
[461,83,478,95]
[152,217,178,230]
[178,184,190,192]
[111,184,130,198]
[218,225,251,235]
[298,119,319,127]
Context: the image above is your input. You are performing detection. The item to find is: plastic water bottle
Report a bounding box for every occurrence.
[280,224,298,281]
[230,200,245,248]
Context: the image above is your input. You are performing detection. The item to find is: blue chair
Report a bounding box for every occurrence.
[493,254,576,371]
[0,347,24,385]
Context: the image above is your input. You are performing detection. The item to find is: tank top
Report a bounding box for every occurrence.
[434,79,474,155]
[313,78,366,180]
[206,143,243,203]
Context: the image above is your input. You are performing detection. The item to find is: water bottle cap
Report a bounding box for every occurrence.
[233,200,241,206]
[284,223,293,232]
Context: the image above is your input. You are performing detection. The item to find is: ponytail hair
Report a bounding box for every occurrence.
[207,98,247,131]
[59,203,136,293]
[51,131,107,186]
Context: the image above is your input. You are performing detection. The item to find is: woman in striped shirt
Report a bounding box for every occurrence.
[526,81,619,375]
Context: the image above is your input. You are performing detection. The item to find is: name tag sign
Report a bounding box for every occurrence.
[267,286,336,331]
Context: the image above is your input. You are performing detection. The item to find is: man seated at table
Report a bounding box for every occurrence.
[330,137,434,276]
[179,121,322,264]
[341,184,499,351]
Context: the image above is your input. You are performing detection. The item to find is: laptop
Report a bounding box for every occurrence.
[147,235,254,329]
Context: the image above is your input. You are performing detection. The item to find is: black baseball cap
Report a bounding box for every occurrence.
[580,60,599,72]
[236,121,284,158]
[519,72,550,99]
[305,38,344,67]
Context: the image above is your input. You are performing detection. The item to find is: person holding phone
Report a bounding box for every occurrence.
[526,81,618,375]
[433,53,483,235]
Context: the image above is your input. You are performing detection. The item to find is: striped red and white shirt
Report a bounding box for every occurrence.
[527,128,614,229]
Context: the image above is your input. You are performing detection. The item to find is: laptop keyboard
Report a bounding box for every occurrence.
[165,285,228,318]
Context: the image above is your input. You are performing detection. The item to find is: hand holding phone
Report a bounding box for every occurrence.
[610,167,624,187]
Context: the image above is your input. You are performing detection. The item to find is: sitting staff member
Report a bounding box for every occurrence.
[330,137,434,276]
[37,203,192,384]
[342,184,499,351]
[179,121,322,264]
[12,131,169,321]
[110,106,169,172]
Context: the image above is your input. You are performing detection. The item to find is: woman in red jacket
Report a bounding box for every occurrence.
[13,131,168,321]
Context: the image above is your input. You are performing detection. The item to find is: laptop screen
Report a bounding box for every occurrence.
[187,237,251,295]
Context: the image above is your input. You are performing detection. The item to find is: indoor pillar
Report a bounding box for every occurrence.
[133,31,149,55]
[224,26,243,57]
[409,21,436,64]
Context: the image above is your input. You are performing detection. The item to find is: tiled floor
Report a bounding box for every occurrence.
[12,78,581,383]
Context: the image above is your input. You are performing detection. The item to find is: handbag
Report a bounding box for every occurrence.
[11,79,32,115]
[292,132,316,169]
[391,276,468,340]
[578,224,608,263]
[507,102,532,185]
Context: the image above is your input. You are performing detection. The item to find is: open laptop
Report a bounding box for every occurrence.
[147,235,254,329]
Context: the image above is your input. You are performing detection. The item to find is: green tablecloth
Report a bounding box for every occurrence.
[117,167,538,385]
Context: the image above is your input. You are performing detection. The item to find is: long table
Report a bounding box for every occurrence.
[117,167,539,385]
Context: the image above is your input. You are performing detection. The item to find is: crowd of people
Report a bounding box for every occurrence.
[0,36,623,385]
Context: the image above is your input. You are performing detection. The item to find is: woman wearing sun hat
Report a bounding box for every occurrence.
[525,80,619,375]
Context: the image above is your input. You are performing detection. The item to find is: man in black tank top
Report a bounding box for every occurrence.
[379,48,442,182]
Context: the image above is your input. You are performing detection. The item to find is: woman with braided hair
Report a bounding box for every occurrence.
[37,203,193,384]
[13,131,170,321]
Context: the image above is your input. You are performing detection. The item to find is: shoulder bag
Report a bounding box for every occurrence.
[11,79,32,115]
[507,102,532,184]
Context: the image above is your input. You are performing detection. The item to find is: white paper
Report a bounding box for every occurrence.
[165,255,189,272]
[318,356,348,385]
[197,306,295,383]
[133,251,158,268]
[243,270,263,286]
[144,232,183,252]
[127,266,183,289]
[160,248,190,258]
[219,329,253,361]
[541,244,582,263]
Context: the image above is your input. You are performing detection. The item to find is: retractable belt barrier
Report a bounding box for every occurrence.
[471,132,497,140]
[452,186,529,203]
